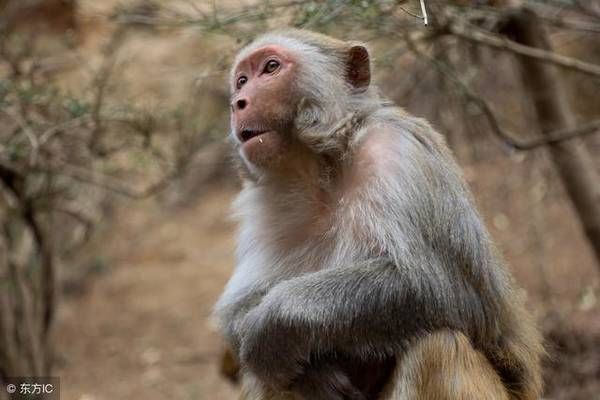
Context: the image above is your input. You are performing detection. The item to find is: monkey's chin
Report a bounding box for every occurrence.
[241,131,285,167]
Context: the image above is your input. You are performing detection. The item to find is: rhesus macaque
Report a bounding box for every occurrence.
[214,30,543,400]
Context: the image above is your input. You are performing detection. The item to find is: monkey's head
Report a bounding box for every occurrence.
[229,30,372,173]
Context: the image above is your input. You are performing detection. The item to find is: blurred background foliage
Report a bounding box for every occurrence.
[0,0,599,399]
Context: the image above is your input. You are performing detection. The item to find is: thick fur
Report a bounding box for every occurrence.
[380,330,510,400]
[216,30,543,400]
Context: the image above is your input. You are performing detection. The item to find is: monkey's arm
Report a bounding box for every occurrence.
[215,285,270,353]
[238,257,490,389]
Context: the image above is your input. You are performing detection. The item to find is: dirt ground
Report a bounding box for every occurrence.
[55,187,241,400]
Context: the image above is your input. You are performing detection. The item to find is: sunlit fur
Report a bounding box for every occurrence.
[216,30,543,400]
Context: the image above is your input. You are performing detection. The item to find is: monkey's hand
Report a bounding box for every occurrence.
[291,361,367,400]
[240,303,365,400]
[238,292,309,390]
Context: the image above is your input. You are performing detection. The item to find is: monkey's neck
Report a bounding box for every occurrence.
[263,153,336,188]
[256,154,348,230]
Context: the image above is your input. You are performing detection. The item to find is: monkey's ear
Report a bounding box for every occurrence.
[346,44,370,91]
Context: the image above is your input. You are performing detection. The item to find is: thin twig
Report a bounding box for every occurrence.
[47,160,179,199]
[398,6,423,21]
[51,206,94,247]
[1,109,39,166]
[89,26,128,152]
[447,19,600,78]
[514,120,600,149]
[575,0,600,19]
[38,115,91,147]
[539,13,600,33]
[397,1,428,25]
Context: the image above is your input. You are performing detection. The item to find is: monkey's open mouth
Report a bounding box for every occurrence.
[239,129,268,143]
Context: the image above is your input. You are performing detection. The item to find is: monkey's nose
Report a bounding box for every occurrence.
[235,99,247,111]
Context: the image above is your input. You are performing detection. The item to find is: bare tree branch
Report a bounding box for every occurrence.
[403,32,600,150]
[576,0,600,19]
[46,160,179,199]
[538,13,600,33]
[446,18,600,78]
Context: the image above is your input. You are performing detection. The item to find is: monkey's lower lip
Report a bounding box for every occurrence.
[239,129,269,143]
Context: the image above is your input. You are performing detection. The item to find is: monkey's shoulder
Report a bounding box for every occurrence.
[358,107,447,151]
[352,107,455,173]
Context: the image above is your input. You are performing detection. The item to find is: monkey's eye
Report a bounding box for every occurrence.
[263,60,280,74]
[236,76,248,89]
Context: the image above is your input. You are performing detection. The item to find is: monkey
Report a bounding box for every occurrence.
[214,29,543,400]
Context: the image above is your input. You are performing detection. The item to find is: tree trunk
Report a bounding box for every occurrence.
[503,8,600,268]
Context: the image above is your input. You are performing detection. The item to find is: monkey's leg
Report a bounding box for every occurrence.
[380,330,509,400]
[238,331,508,400]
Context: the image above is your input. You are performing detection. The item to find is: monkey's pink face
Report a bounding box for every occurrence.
[230,45,300,168]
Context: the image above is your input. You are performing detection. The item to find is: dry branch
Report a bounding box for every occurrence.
[447,18,600,78]
[505,8,600,266]
[402,32,600,150]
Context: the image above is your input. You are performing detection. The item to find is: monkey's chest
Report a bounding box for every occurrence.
[235,195,372,283]
[254,232,368,284]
